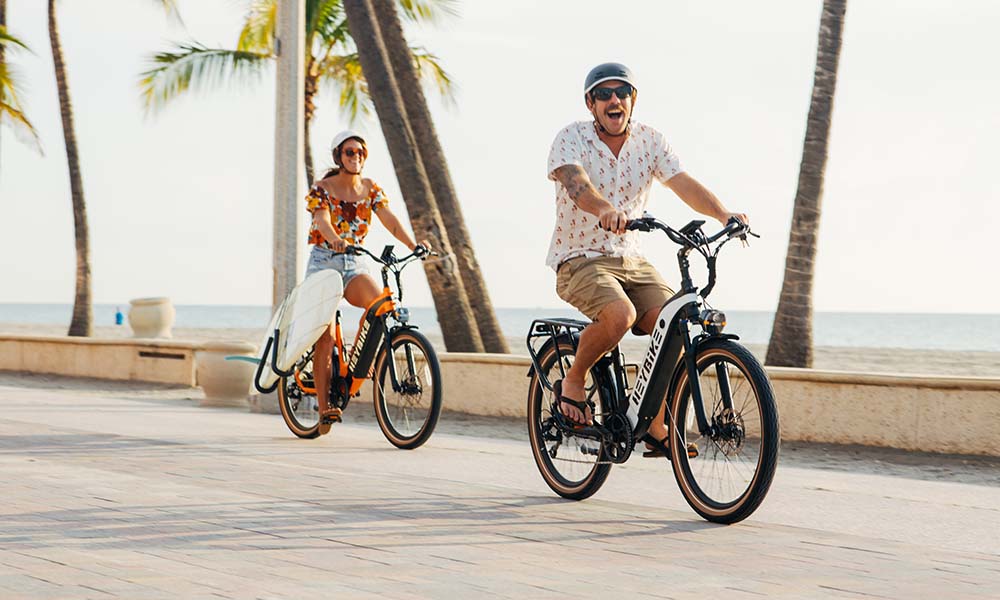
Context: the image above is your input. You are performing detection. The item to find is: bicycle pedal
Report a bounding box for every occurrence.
[687,444,699,459]
[320,410,343,425]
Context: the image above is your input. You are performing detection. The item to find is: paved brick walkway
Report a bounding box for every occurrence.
[1,378,998,598]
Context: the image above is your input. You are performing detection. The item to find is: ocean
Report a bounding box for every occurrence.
[2,303,999,353]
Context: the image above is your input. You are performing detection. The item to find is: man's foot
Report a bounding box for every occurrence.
[553,380,593,426]
[642,432,699,459]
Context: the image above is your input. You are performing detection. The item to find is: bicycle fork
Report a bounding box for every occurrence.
[679,319,736,437]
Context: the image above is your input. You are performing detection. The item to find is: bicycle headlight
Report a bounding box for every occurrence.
[395,307,410,324]
[700,309,726,335]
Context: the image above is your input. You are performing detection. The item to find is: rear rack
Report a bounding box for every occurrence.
[526,317,589,392]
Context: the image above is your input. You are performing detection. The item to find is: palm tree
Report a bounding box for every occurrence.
[371,0,510,354]
[139,0,455,186]
[47,0,92,336]
[766,0,847,367]
[47,0,181,337]
[343,0,485,352]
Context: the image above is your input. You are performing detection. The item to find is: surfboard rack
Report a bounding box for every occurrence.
[247,328,303,394]
[251,334,281,394]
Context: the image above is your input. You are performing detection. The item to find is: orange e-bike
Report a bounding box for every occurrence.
[277,244,442,449]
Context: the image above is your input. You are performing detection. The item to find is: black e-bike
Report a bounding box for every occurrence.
[526,215,779,523]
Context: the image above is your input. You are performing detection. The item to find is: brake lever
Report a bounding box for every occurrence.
[738,229,760,247]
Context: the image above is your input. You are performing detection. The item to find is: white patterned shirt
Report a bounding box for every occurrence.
[545,120,684,270]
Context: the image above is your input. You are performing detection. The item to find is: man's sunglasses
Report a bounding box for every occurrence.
[342,147,367,158]
[590,84,634,102]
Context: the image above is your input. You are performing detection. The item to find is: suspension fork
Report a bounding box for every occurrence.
[679,319,712,434]
[382,320,401,393]
[381,324,419,393]
[715,361,736,412]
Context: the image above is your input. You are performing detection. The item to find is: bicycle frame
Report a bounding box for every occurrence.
[330,245,427,402]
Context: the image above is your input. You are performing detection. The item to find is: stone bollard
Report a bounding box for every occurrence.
[128,297,176,338]
[196,341,257,408]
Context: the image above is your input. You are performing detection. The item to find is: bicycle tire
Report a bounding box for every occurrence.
[277,352,322,439]
[668,339,779,523]
[373,329,442,450]
[527,339,612,500]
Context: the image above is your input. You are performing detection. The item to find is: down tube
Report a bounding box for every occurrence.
[624,293,700,436]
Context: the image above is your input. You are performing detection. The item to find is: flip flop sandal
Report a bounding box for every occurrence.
[641,433,699,459]
[320,407,343,425]
[553,380,595,427]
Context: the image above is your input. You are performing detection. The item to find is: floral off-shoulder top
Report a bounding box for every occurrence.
[305,181,389,248]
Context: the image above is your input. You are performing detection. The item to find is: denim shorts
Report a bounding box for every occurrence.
[304,245,371,288]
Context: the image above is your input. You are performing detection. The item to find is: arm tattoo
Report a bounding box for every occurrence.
[553,165,597,204]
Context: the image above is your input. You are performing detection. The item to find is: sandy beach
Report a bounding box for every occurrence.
[3,321,999,378]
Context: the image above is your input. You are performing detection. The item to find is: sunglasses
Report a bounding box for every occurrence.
[342,147,367,158]
[590,84,634,102]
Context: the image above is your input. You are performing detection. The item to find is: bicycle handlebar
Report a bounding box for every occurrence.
[625,214,759,299]
[626,215,756,250]
[337,243,435,268]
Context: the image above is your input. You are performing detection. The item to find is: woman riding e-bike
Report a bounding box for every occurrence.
[305,130,429,434]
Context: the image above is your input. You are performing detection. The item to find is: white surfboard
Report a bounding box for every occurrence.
[251,270,343,391]
[279,270,344,372]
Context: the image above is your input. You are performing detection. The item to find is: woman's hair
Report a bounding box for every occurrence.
[321,136,367,179]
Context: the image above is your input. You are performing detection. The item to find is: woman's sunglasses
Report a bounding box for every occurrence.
[342,147,367,158]
[590,84,634,102]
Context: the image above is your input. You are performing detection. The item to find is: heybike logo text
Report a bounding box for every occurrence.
[349,319,371,372]
[631,323,666,405]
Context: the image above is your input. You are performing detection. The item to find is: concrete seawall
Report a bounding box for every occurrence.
[2,335,998,456]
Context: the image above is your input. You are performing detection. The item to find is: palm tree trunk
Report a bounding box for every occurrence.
[48,0,92,337]
[370,0,509,354]
[304,71,317,186]
[343,0,484,353]
[766,0,847,367]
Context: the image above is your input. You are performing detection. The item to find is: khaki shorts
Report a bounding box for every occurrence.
[556,255,675,329]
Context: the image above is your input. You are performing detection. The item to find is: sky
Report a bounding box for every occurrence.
[1,0,998,314]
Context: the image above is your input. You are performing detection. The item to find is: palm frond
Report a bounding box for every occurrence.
[317,52,372,123]
[410,46,456,105]
[237,0,277,53]
[149,0,185,26]
[0,26,32,53]
[396,0,459,23]
[0,62,42,154]
[139,43,272,113]
[311,1,350,49]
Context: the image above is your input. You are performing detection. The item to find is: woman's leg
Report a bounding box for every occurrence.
[343,273,383,309]
[313,326,336,428]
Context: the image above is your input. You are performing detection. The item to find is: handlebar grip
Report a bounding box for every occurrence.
[626,219,651,232]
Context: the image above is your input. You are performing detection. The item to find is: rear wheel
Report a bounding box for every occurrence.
[527,339,611,500]
[669,339,779,523]
[373,329,442,449]
[277,351,322,439]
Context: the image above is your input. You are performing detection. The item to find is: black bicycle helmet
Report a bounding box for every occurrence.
[584,62,637,95]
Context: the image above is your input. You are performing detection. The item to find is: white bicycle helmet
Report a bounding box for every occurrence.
[330,129,366,152]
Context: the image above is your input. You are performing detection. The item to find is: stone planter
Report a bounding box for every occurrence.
[128,297,176,338]
[196,341,258,408]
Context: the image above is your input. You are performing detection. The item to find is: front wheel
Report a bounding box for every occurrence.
[373,329,442,450]
[669,339,779,524]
